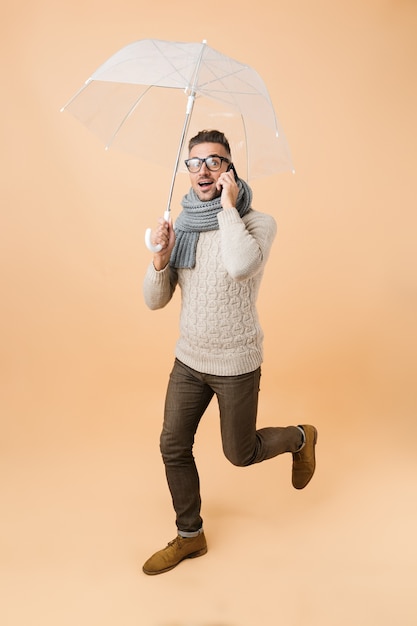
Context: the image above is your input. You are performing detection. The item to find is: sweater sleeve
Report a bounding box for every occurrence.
[142,262,178,310]
[217,208,277,281]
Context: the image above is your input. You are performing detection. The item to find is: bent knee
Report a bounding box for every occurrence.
[223,448,255,467]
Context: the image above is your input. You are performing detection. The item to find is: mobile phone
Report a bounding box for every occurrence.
[227,162,238,181]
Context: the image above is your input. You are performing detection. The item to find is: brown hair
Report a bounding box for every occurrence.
[188,130,231,157]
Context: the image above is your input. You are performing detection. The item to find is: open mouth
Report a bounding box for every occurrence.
[198,180,214,190]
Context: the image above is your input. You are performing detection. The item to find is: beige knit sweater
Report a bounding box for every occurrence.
[143,207,277,376]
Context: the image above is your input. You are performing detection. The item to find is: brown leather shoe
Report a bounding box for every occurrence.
[142,532,208,575]
[292,425,318,489]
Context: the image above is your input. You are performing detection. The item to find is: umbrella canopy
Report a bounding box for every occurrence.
[61,39,294,183]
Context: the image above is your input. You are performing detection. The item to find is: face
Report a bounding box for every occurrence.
[187,142,231,202]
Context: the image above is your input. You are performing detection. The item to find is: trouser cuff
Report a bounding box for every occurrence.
[178,528,203,538]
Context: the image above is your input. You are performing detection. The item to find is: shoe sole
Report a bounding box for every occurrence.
[142,546,208,576]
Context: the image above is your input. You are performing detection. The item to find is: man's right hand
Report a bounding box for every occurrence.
[151,216,176,271]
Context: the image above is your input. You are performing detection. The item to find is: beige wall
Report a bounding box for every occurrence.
[2,2,416,625]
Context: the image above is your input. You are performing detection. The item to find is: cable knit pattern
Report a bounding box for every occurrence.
[143,208,277,376]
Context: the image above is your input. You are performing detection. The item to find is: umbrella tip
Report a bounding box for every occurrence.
[202,39,207,44]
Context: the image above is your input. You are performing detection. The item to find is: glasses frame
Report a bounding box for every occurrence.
[184,154,231,173]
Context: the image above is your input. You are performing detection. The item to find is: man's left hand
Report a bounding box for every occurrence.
[216,170,239,210]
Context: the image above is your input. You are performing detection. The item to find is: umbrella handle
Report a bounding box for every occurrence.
[144,210,171,252]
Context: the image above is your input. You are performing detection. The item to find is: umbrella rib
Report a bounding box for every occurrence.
[207,89,279,136]
[197,63,279,134]
[60,78,93,112]
[151,39,202,93]
[200,64,259,93]
[240,112,250,180]
[104,84,154,150]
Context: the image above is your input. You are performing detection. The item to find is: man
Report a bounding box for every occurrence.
[142,130,317,575]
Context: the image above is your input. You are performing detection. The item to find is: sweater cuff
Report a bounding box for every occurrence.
[146,261,170,284]
[217,207,241,227]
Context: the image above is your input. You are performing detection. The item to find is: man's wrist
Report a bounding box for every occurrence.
[153,258,168,271]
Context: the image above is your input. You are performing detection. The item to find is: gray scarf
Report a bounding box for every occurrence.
[170,178,253,269]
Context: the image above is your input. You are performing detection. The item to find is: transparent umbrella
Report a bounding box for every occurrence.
[61,38,293,249]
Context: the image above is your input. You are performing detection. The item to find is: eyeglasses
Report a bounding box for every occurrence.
[184,154,231,173]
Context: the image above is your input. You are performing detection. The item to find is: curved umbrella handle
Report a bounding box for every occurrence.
[145,210,171,252]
